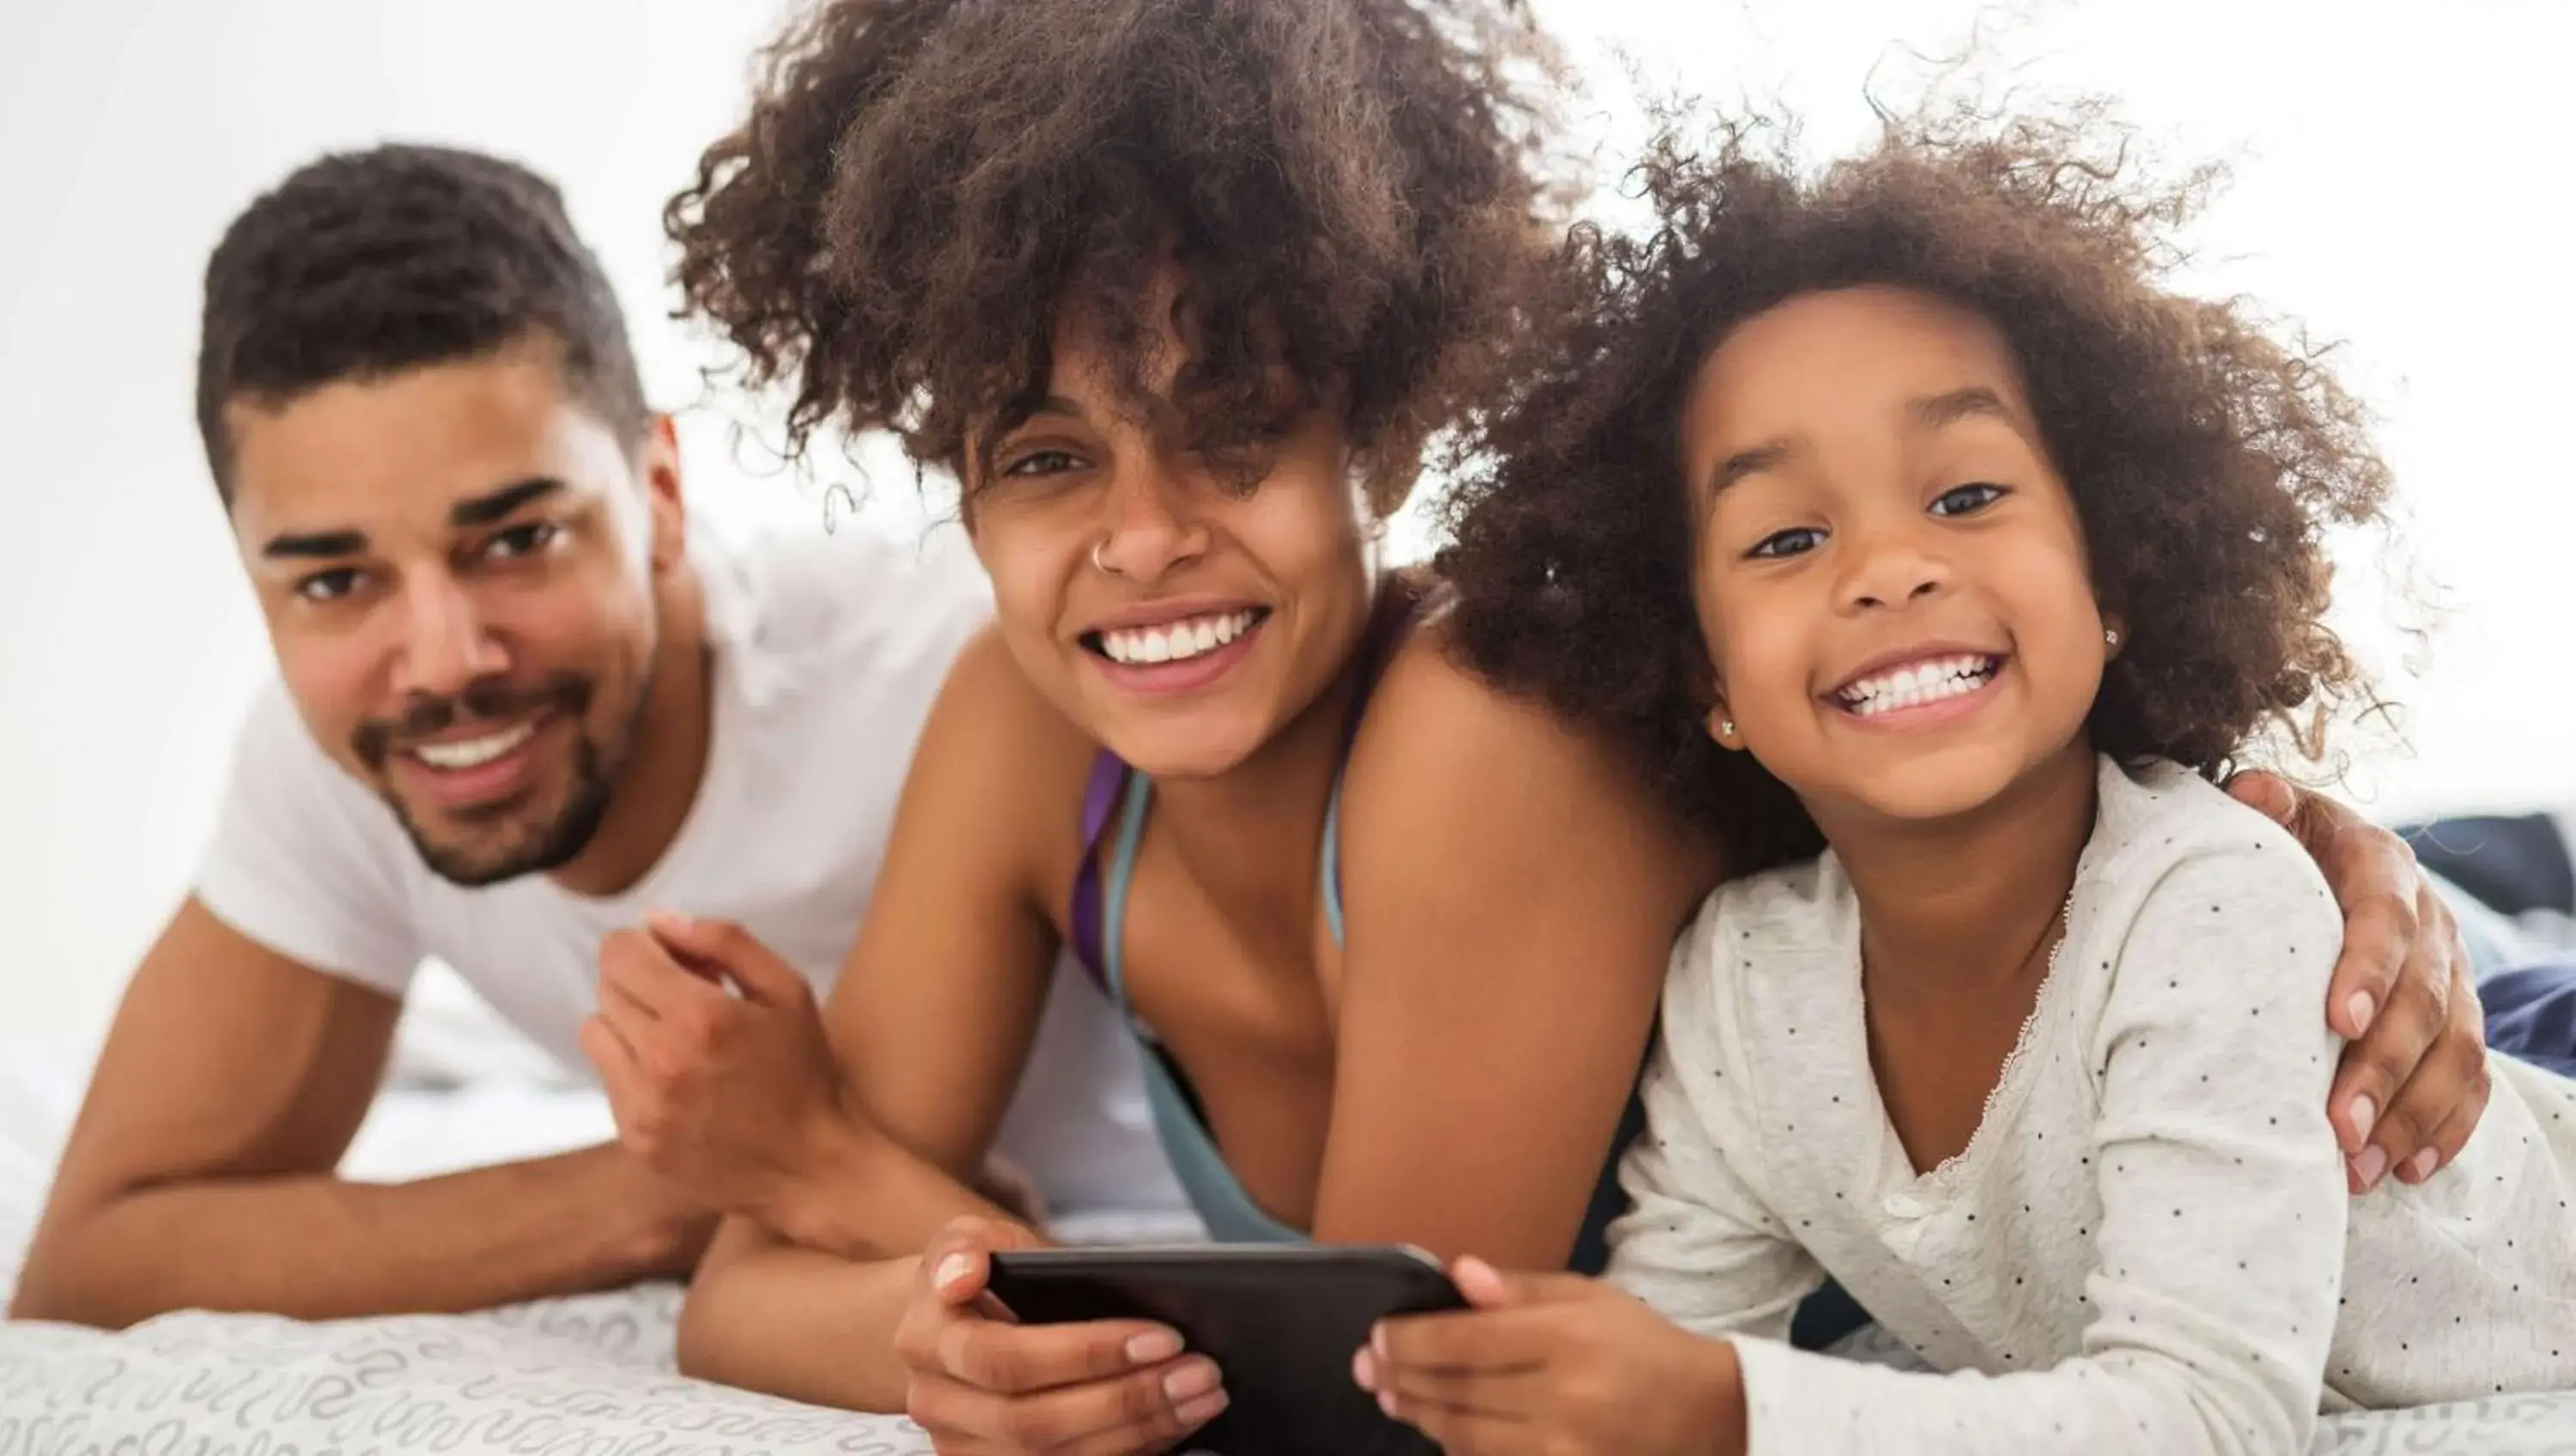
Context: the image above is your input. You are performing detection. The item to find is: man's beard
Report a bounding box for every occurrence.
[355,671,649,889]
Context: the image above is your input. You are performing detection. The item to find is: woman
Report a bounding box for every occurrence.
[584,2,2491,1449]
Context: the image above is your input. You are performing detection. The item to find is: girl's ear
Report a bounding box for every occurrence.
[1705,694,1747,752]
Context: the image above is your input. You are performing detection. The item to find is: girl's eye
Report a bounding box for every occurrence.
[1002,449,1086,478]
[483,521,561,560]
[1747,526,1826,560]
[294,567,363,602]
[1930,482,2008,518]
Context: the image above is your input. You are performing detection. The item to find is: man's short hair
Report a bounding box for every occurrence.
[196,143,651,496]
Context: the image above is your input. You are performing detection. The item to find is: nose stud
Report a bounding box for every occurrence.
[1091,540,1118,577]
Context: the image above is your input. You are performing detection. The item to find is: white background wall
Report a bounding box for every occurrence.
[3,0,2571,1049]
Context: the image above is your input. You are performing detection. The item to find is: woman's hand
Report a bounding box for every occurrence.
[581,911,859,1225]
[896,1217,1228,1455]
[2227,772,2491,1191]
[1360,1257,1747,1456]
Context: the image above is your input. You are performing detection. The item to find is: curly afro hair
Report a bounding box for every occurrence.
[1439,105,2394,875]
[198,143,647,499]
[669,0,1564,512]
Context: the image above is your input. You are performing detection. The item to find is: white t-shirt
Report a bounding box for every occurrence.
[195,522,1184,1218]
[1611,755,2576,1454]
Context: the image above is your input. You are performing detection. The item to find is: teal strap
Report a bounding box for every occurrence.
[1099,774,1155,1017]
[1321,779,1347,948]
[1097,773,1302,1242]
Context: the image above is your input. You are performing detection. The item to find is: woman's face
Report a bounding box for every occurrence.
[1677,285,2112,827]
[962,308,1378,780]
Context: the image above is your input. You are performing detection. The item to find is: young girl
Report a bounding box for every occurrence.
[1362,111,2576,1454]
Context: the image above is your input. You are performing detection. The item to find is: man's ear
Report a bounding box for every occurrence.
[641,415,685,574]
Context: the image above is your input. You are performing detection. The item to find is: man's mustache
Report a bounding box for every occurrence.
[353,674,592,770]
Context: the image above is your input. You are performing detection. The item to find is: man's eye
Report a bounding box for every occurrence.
[1747,526,1826,560]
[1930,482,2008,518]
[483,521,562,559]
[295,567,362,602]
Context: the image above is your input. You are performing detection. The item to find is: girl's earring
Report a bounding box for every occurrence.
[2105,628,2121,648]
[1721,719,1736,738]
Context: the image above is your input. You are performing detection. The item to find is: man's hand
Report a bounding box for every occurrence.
[582,911,857,1222]
[1359,1258,1747,1456]
[2227,771,2491,1192]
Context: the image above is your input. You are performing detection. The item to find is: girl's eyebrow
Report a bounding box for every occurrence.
[1709,440,1796,497]
[1907,385,2044,446]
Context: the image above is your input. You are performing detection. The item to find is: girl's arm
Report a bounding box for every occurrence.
[1311,634,1720,1265]
[1701,834,2350,1456]
[1375,830,2353,1456]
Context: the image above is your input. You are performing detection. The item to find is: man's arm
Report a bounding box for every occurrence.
[8,896,710,1327]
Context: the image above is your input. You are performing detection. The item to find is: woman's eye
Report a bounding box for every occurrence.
[1002,449,1085,478]
[294,567,363,602]
[1930,482,2008,518]
[1747,526,1826,560]
[483,521,561,560]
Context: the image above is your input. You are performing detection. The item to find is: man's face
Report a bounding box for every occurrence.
[224,337,678,886]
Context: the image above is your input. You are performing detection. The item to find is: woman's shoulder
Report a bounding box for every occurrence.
[908,622,1111,885]
[1331,597,1717,919]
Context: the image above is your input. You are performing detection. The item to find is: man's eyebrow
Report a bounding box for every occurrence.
[450,476,565,528]
[261,528,366,560]
[1710,440,1796,497]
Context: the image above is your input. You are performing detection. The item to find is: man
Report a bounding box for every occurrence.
[8,144,1174,1327]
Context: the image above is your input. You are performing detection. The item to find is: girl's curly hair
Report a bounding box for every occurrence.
[669,0,1564,512]
[1439,105,2395,874]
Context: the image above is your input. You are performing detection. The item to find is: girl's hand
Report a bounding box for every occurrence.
[2227,772,2491,1192]
[895,1217,1229,1455]
[1358,1257,1747,1456]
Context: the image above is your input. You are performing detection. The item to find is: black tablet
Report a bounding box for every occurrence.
[986,1243,1464,1456]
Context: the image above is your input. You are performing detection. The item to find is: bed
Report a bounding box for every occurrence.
[3,972,2571,1454]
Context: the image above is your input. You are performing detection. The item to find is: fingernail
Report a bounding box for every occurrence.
[2349,1095,2378,1144]
[2351,1145,2387,1190]
[2346,991,2376,1035]
[2405,1148,2439,1183]
[933,1253,974,1290]
[1163,1357,1221,1404]
[1352,1347,1377,1391]
[1176,1391,1230,1427]
[1127,1329,1182,1365]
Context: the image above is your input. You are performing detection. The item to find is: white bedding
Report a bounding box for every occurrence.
[3,991,2572,1455]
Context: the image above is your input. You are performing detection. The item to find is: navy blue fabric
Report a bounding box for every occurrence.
[2403,814,2574,921]
[2484,959,2576,1079]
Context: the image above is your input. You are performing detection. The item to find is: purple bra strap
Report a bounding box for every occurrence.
[1067,749,1132,991]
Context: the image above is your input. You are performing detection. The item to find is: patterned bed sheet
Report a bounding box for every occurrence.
[3,1283,2571,1455]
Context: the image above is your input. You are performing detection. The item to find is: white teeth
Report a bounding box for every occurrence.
[410,721,536,769]
[1098,610,1261,666]
[1836,656,1999,719]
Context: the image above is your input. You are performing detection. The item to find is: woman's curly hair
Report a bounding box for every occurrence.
[1439,104,2395,874]
[669,0,1564,511]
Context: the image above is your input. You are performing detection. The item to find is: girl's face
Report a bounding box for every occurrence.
[963,303,1378,781]
[1678,285,2113,826]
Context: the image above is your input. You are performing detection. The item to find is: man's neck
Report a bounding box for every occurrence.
[1816,743,2100,1000]
[549,562,714,899]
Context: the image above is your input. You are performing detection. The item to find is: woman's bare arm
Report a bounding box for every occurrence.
[673,627,1097,1398]
[1312,630,1719,1267]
